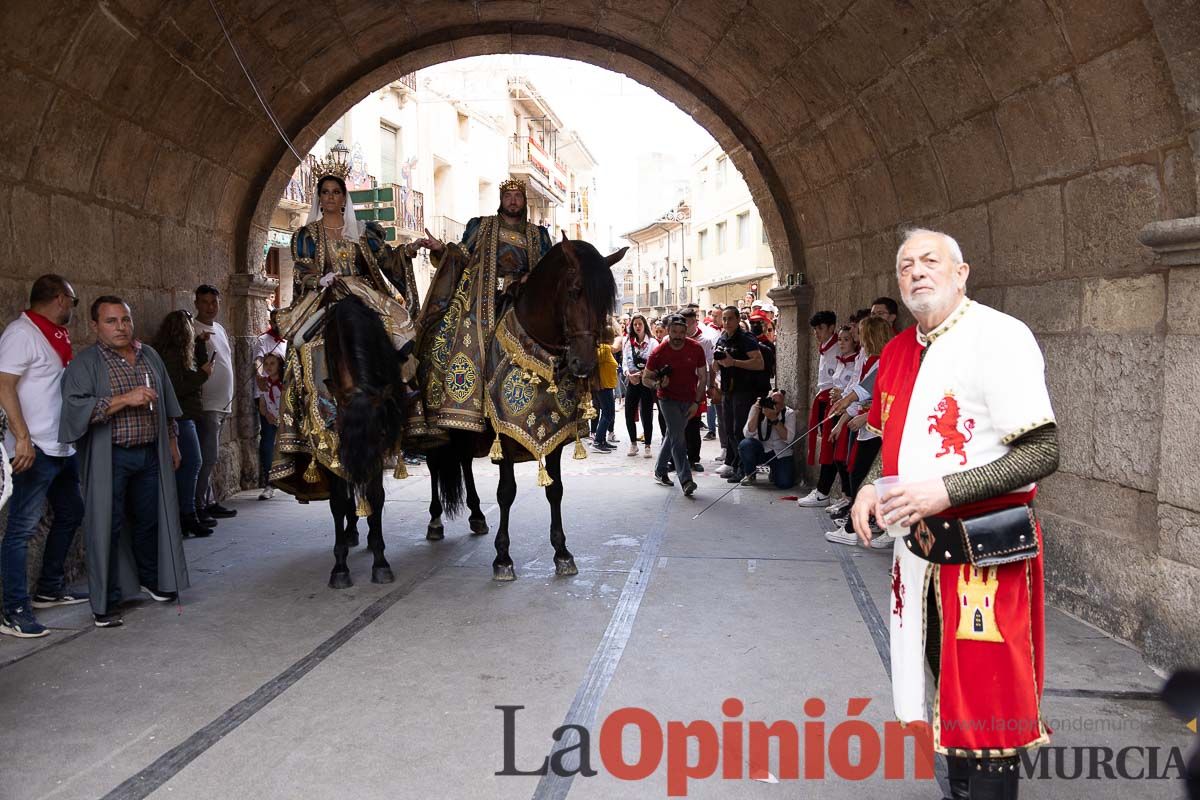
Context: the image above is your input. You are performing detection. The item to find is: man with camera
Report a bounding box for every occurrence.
[642,315,707,497]
[732,389,796,488]
[711,306,766,480]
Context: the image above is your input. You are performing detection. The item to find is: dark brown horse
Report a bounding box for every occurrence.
[321,292,408,588]
[425,238,626,580]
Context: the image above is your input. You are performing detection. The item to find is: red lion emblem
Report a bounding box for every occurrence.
[928,393,975,466]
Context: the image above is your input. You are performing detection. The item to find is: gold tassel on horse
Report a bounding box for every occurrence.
[537,459,553,487]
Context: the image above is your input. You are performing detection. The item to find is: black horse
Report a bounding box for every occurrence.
[321,293,408,588]
[424,238,626,580]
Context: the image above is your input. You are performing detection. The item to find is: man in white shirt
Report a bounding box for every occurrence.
[732,389,797,488]
[192,285,236,523]
[0,275,88,638]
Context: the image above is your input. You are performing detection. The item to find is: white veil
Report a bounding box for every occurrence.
[306,176,361,240]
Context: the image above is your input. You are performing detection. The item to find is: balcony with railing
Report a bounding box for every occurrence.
[433,215,465,245]
[509,136,568,201]
[281,154,319,211]
[348,183,424,242]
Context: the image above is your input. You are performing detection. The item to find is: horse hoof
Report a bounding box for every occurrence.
[493,563,516,582]
[426,525,445,541]
[469,518,489,536]
[348,531,361,548]
[371,566,395,584]
[329,571,353,590]
[554,557,578,577]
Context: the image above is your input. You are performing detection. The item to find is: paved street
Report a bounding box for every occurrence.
[0,438,1189,799]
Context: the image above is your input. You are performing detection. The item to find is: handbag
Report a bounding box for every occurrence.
[903,504,1039,567]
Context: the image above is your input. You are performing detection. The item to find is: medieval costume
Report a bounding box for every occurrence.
[59,342,188,617]
[270,171,418,500]
[407,178,553,445]
[868,298,1057,798]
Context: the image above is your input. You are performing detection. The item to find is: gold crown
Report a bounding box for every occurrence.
[311,139,353,188]
[499,178,526,195]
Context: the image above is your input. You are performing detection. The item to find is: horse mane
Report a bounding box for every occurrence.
[324,294,403,485]
[535,240,617,323]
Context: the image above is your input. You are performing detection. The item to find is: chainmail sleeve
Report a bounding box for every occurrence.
[942,423,1059,507]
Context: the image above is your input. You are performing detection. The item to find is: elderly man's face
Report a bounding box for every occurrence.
[896,233,968,317]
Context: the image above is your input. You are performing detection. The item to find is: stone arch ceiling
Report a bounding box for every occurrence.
[2,0,1199,309]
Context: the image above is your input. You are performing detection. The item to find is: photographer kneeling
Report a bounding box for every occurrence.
[732,390,797,488]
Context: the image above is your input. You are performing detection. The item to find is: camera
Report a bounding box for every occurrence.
[633,353,647,371]
[713,346,730,361]
[758,395,776,411]
[655,364,674,378]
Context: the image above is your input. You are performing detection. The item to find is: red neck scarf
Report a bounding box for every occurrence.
[836,350,858,365]
[818,335,837,355]
[25,311,72,367]
[263,326,282,342]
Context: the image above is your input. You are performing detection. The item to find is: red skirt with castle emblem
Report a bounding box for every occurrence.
[934,521,1048,755]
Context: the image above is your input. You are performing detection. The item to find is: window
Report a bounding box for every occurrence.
[737,212,750,248]
[699,166,709,192]
[716,221,727,254]
[698,229,709,259]
[715,155,727,190]
[379,124,398,185]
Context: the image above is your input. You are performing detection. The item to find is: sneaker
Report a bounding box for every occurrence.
[592,442,614,453]
[654,473,673,487]
[824,528,860,546]
[258,486,276,500]
[205,503,237,519]
[869,532,896,550]
[716,464,734,478]
[94,612,124,628]
[826,498,852,517]
[703,432,717,440]
[743,471,757,485]
[796,489,830,507]
[682,480,697,497]
[831,516,849,528]
[197,510,219,527]
[0,607,49,638]
[140,585,178,603]
[643,446,652,459]
[32,591,90,609]
[690,462,704,473]
[628,445,639,457]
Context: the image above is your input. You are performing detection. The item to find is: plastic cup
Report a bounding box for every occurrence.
[873,476,909,538]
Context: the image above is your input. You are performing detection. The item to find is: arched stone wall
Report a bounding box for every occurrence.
[2,0,1198,666]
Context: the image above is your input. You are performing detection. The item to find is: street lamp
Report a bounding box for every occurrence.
[329,138,350,168]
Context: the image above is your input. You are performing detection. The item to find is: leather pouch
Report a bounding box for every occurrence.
[904,504,1038,567]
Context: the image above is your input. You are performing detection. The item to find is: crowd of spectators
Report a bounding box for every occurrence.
[0,276,283,635]
[0,272,897,635]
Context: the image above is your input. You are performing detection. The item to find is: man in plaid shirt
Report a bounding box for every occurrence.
[59,296,189,628]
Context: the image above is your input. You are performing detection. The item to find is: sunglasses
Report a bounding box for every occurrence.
[61,293,79,307]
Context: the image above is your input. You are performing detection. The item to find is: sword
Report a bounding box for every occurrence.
[691,412,842,520]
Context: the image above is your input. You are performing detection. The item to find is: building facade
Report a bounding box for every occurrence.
[687,145,775,309]
[267,64,601,309]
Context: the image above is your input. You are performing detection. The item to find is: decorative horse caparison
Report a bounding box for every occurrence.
[320,292,409,588]
[422,238,626,581]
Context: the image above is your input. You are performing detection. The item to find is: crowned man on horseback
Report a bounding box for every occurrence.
[406,178,554,445]
[270,150,420,505]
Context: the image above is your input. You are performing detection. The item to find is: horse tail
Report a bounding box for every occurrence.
[427,444,465,519]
